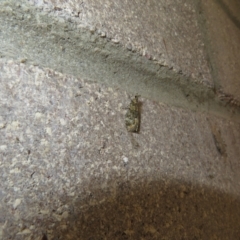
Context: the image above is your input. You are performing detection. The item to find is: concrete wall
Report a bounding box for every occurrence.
[0,0,240,239]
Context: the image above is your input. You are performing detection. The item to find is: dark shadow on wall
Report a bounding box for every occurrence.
[8,177,238,240]
[214,0,240,30]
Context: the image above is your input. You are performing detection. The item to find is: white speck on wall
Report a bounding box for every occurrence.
[60,118,67,125]
[68,90,74,98]
[0,145,7,151]
[40,210,50,215]
[41,139,49,146]
[112,166,118,170]
[13,198,22,209]
[46,127,52,136]
[17,229,31,235]
[29,225,35,230]
[6,121,20,130]
[10,168,21,174]
[11,121,19,128]
[11,157,17,164]
[26,127,31,134]
[122,156,129,163]
[14,187,20,192]
[35,112,42,119]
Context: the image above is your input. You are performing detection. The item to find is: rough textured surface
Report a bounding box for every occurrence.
[1,0,240,239]
[28,0,212,83]
[1,0,240,122]
[0,60,240,239]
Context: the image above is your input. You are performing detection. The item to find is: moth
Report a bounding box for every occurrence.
[125,95,140,132]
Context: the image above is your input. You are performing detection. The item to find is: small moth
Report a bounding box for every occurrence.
[125,95,140,132]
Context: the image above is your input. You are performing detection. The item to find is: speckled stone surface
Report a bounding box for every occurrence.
[1,0,217,116]
[28,0,211,84]
[1,0,240,239]
[0,60,240,239]
[1,0,240,122]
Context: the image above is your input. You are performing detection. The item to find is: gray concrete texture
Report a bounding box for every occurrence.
[0,0,240,239]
